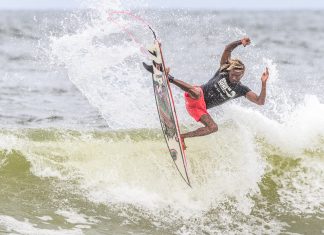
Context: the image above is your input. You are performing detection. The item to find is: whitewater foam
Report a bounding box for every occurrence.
[0,215,83,235]
[225,95,324,155]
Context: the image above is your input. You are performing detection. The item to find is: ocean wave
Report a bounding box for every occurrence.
[0,215,83,235]
[0,126,323,234]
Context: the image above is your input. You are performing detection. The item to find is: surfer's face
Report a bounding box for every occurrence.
[229,69,244,83]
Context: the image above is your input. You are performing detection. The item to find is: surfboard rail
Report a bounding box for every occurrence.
[148,41,191,187]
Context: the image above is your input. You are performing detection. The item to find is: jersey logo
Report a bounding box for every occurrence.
[217,78,236,98]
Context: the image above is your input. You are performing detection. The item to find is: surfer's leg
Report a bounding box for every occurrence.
[181,114,218,139]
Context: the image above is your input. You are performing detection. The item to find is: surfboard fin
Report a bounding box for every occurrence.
[142,62,153,74]
[147,45,162,64]
[147,46,157,57]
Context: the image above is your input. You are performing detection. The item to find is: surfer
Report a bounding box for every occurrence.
[169,38,269,146]
[144,37,269,148]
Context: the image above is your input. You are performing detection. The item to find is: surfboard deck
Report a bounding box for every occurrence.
[144,41,191,187]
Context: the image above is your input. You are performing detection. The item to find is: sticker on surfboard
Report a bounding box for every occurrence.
[144,40,191,187]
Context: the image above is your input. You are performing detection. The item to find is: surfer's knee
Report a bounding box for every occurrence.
[200,114,217,133]
[208,123,218,133]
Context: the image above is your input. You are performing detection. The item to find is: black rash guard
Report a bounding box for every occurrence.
[201,69,251,109]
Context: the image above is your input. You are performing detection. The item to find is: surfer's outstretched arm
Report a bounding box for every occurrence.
[169,77,201,100]
[220,38,251,66]
[142,64,200,99]
[165,68,201,100]
[246,67,269,105]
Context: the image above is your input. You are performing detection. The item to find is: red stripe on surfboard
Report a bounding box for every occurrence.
[157,41,191,185]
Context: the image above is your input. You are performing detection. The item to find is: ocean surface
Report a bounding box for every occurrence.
[0,1,324,234]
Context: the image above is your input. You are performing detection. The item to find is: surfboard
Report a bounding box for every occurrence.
[144,41,191,187]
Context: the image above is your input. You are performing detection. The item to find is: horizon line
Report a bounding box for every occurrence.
[0,7,323,11]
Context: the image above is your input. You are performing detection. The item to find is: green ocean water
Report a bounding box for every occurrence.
[0,128,323,234]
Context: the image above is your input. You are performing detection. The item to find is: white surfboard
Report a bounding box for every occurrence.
[145,41,191,187]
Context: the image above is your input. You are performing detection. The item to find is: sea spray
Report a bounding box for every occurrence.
[1,4,324,234]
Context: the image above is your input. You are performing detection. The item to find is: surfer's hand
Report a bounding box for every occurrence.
[241,37,251,47]
[261,67,269,83]
[165,67,170,75]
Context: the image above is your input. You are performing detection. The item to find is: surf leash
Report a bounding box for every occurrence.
[108,11,191,187]
[107,11,158,57]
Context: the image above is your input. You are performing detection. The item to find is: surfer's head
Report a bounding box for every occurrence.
[222,59,245,83]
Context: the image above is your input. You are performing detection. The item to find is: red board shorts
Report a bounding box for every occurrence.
[184,87,208,122]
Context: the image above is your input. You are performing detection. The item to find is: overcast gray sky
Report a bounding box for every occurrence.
[0,0,323,10]
[0,0,79,10]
